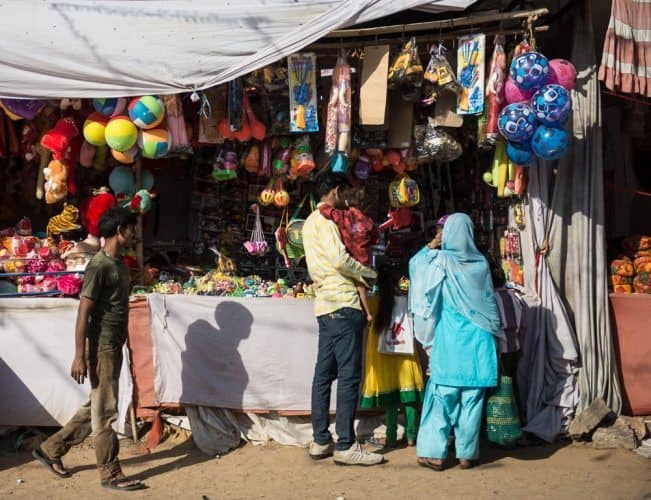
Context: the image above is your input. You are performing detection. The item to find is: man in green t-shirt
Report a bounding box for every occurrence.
[33,207,146,491]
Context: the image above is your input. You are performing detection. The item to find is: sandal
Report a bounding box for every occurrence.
[459,459,478,470]
[417,457,444,471]
[101,478,147,491]
[32,446,71,478]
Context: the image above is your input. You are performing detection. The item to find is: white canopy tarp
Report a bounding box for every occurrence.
[0,0,474,98]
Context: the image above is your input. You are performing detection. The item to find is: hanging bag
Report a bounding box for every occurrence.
[485,363,523,448]
[243,204,268,256]
[275,194,315,261]
[377,296,415,355]
[388,173,420,208]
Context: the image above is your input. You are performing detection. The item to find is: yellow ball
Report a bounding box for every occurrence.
[104,115,137,152]
[83,112,109,146]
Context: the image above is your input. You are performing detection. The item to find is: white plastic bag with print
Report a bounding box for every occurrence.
[377,296,415,355]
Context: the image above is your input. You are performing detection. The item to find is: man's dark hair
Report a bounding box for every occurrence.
[98,207,137,238]
[314,171,351,200]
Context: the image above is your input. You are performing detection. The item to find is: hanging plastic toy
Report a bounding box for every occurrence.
[244,204,269,256]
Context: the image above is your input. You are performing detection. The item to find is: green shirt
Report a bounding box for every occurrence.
[81,250,130,345]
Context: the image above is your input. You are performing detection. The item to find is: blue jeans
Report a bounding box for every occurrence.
[311,307,365,451]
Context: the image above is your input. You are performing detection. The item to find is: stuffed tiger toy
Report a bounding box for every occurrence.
[47,203,81,244]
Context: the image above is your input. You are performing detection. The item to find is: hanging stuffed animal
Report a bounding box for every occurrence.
[126,189,156,214]
[40,117,80,195]
[43,159,69,204]
[82,187,116,237]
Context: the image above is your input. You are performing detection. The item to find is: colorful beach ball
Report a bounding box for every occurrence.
[111,145,140,165]
[507,141,535,165]
[92,97,126,117]
[548,59,577,91]
[83,112,109,146]
[128,96,165,129]
[138,128,170,159]
[497,103,538,143]
[105,116,138,152]
[531,84,572,127]
[510,52,550,91]
[531,126,570,161]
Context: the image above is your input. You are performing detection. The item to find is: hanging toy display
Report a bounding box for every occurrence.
[104,115,138,152]
[388,173,420,208]
[211,144,238,182]
[485,35,506,143]
[506,141,535,165]
[388,37,424,96]
[288,53,319,132]
[509,51,550,92]
[272,137,291,176]
[138,128,170,159]
[325,55,351,157]
[497,103,537,143]
[273,178,290,208]
[92,97,127,117]
[547,59,577,90]
[128,95,166,129]
[243,204,269,256]
[530,84,572,126]
[83,112,109,146]
[456,34,486,115]
[422,43,458,105]
[289,135,315,177]
[258,180,276,206]
[243,144,260,173]
[531,126,570,161]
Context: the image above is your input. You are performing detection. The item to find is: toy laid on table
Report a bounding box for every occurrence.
[47,204,81,244]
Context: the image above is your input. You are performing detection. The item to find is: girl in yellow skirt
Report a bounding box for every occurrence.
[361,266,425,447]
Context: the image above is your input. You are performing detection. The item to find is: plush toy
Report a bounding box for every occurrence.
[60,98,82,111]
[47,203,81,243]
[43,159,69,204]
[83,187,116,236]
[127,188,156,214]
[41,117,79,161]
[20,122,41,168]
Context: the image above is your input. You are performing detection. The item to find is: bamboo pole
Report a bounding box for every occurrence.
[134,158,144,285]
[309,25,548,51]
[324,8,549,39]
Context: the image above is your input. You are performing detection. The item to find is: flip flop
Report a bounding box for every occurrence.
[459,459,478,470]
[32,446,71,478]
[417,457,444,471]
[101,478,147,491]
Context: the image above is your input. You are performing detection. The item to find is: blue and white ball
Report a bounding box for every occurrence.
[498,103,538,143]
[507,141,535,165]
[92,97,127,117]
[531,126,570,161]
[510,52,550,91]
[128,96,165,129]
[531,84,572,127]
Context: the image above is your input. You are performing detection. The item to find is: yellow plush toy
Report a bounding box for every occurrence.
[43,159,68,204]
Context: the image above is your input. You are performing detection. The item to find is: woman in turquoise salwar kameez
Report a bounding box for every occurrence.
[408,213,503,470]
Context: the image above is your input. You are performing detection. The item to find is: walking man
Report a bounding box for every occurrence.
[302,173,384,466]
[33,207,146,491]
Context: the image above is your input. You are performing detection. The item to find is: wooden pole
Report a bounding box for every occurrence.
[134,158,144,285]
[323,8,549,38]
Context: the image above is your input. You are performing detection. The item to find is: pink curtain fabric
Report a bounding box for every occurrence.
[598,0,651,97]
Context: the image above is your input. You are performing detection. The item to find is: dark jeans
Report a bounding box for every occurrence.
[41,341,123,482]
[311,307,365,451]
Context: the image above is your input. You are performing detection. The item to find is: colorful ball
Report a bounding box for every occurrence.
[141,168,155,191]
[548,59,577,90]
[497,103,538,143]
[83,112,109,146]
[504,78,534,104]
[92,97,127,117]
[128,96,165,129]
[531,84,572,127]
[138,128,170,159]
[531,126,570,161]
[109,166,135,196]
[506,141,535,165]
[510,52,550,91]
[111,145,139,164]
[104,116,138,152]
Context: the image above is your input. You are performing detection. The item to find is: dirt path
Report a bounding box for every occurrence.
[1,435,649,499]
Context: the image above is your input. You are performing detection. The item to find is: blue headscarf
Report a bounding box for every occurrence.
[409,213,501,347]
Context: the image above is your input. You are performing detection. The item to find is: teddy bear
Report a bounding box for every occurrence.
[43,159,68,204]
[40,117,80,195]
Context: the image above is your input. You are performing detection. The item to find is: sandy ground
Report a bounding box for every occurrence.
[1,432,649,500]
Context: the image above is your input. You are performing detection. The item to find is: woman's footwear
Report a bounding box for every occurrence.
[407,439,416,447]
[417,457,444,471]
[366,436,400,449]
[459,459,477,469]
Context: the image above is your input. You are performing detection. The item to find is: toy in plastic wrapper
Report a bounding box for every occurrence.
[288,53,318,133]
[457,34,485,115]
[485,35,507,142]
[421,118,463,162]
[388,37,424,90]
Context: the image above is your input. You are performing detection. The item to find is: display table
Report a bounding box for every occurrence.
[0,298,132,427]
[609,293,651,415]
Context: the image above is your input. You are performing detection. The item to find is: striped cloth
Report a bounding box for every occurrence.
[598,0,651,97]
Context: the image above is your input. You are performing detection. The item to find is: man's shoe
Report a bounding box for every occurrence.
[309,440,335,460]
[333,443,385,466]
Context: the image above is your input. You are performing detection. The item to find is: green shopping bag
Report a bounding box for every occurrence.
[485,372,523,447]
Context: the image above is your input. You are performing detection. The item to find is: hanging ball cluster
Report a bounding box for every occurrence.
[499,53,577,162]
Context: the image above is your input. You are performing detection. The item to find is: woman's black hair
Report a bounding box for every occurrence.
[375,265,397,334]
[98,207,137,238]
